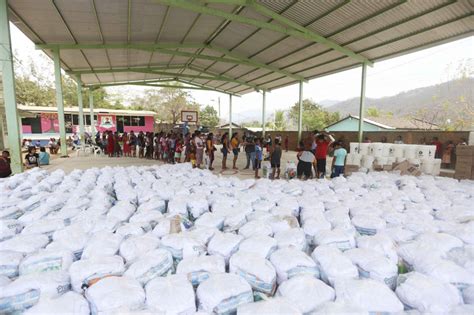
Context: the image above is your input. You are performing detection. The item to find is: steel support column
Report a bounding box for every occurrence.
[89,90,95,134]
[297,81,303,143]
[53,48,68,156]
[262,90,266,138]
[75,76,85,143]
[229,94,233,136]
[358,62,368,144]
[0,0,22,173]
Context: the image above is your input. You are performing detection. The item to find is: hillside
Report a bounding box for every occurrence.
[327,78,473,125]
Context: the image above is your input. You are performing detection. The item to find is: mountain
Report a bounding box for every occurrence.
[327,78,473,124]
[319,99,341,107]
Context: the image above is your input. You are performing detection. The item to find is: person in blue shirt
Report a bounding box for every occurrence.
[331,141,347,178]
[254,138,263,179]
[38,147,50,166]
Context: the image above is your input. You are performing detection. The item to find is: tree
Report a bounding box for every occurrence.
[199,105,219,128]
[272,110,288,131]
[366,107,380,117]
[288,98,340,131]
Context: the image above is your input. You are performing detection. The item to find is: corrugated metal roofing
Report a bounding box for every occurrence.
[8,0,473,95]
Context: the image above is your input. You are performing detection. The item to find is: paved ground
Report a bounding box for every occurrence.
[41,147,310,180]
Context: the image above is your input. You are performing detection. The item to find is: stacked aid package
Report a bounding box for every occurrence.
[0,164,473,314]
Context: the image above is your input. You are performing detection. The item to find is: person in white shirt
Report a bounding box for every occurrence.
[296,140,315,180]
[194,131,204,168]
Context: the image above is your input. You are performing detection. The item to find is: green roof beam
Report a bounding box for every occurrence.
[67,65,187,75]
[157,0,372,65]
[36,43,207,50]
[247,0,371,65]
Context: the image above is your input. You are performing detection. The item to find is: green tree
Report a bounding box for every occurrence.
[366,107,380,117]
[199,105,219,128]
[289,98,340,131]
[273,110,288,131]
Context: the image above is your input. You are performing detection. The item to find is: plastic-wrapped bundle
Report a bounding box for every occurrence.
[194,212,225,230]
[395,272,462,313]
[188,197,209,220]
[81,231,123,260]
[238,235,278,259]
[176,255,225,286]
[313,229,356,251]
[273,228,307,252]
[19,249,74,276]
[229,251,276,295]
[351,215,386,236]
[196,273,253,314]
[0,233,49,254]
[0,271,70,314]
[168,197,188,217]
[107,201,136,222]
[276,275,335,313]
[160,233,206,261]
[334,278,403,313]
[145,274,196,314]
[207,232,243,264]
[85,276,145,314]
[238,220,273,239]
[69,255,125,292]
[270,247,319,284]
[124,248,173,285]
[0,250,24,278]
[119,234,160,263]
[356,234,398,265]
[23,291,90,315]
[0,219,23,241]
[311,246,358,286]
[237,298,301,315]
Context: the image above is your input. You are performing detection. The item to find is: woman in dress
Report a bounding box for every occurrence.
[221,132,230,170]
[122,132,130,157]
[107,131,115,157]
[206,133,216,170]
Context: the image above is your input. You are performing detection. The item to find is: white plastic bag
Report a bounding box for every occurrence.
[196,273,253,314]
[229,251,276,295]
[311,246,358,286]
[145,274,196,314]
[81,231,123,260]
[237,298,301,315]
[124,248,173,285]
[238,235,277,259]
[276,275,335,313]
[269,247,319,284]
[0,250,24,278]
[207,232,243,264]
[119,234,160,263]
[395,272,462,313]
[24,291,90,315]
[19,249,74,276]
[85,276,145,314]
[176,255,225,286]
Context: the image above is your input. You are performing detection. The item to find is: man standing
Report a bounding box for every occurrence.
[315,131,335,179]
[194,131,204,168]
[243,136,255,170]
[331,141,347,178]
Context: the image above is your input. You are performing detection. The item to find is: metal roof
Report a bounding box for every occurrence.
[9,0,474,95]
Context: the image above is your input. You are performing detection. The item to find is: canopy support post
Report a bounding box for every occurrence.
[0,0,22,173]
[53,48,68,157]
[89,90,95,135]
[297,81,303,143]
[262,90,266,138]
[75,76,85,143]
[229,94,233,136]
[358,62,368,145]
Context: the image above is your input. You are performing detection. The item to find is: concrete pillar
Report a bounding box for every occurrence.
[229,94,232,136]
[0,0,22,173]
[297,81,303,143]
[262,90,266,138]
[53,48,68,157]
[89,89,95,134]
[75,76,85,143]
[358,62,368,144]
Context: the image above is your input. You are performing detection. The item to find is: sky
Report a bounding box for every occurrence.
[10,23,473,123]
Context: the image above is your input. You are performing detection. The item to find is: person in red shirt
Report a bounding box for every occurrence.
[315,131,335,179]
[432,137,443,159]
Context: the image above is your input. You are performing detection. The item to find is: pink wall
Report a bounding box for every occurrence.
[41,113,60,133]
[123,116,154,133]
[22,125,32,133]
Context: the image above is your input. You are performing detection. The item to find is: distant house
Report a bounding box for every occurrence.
[325,115,439,132]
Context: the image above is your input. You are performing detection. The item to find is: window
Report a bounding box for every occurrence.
[138,116,145,126]
[64,114,72,124]
[123,116,131,126]
[85,115,98,125]
[116,116,124,123]
[22,118,32,126]
[72,114,79,125]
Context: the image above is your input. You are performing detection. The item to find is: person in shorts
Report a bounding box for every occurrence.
[221,132,230,170]
[24,146,39,169]
[315,131,335,179]
[296,140,315,180]
[230,133,240,170]
[254,138,263,179]
[270,138,282,179]
[331,141,347,178]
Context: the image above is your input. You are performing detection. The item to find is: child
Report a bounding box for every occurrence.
[175,140,182,163]
[38,147,50,165]
[270,139,282,179]
[254,138,263,179]
[189,143,197,168]
[331,141,347,178]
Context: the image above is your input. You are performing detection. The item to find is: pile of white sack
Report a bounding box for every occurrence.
[0,164,473,314]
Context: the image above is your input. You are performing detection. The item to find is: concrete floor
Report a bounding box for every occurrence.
[41,147,309,179]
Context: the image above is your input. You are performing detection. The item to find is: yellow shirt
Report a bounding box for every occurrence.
[231,138,238,149]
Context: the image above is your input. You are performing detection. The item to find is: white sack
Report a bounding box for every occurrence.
[19,249,74,276]
[311,246,358,286]
[176,255,225,286]
[238,235,277,259]
[270,247,319,284]
[237,298,301,315]
[145,274,196,315]
[24,291,90,315]
[124,248,173,285]
[81,231,123,260]
[0,250,24,278]
[229,251,276,294]
[119,234,160,263]
[0,233,49,254]
[207,232,243,264]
